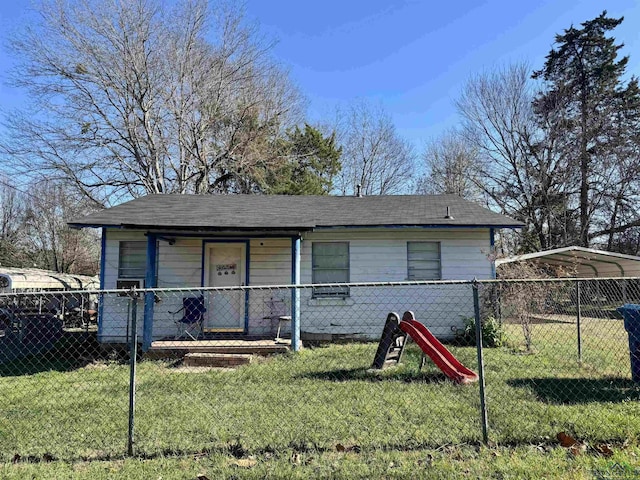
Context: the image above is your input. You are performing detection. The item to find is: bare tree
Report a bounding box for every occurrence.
[456,62,573,251]
[2,0,303,205]
[336,100,415,196]
[0,180,26,267]
[417,128,480,198]
[497,263,557,352]
[22,181,100,274]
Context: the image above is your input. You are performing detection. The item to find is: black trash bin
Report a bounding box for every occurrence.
[616,304,640,383]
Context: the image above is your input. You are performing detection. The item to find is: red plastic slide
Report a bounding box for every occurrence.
[398,312,478,385]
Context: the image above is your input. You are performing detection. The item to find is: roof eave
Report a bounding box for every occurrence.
[68,223,316,232]
[69,221,523,230]
[314,223,524,230]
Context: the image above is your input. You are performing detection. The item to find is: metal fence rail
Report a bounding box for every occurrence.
[0,278,638,460]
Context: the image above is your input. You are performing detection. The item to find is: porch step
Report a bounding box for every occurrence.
[183,353,252,368]
[146,340,291,360]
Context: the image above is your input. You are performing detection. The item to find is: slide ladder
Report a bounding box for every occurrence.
[371,312,409,369]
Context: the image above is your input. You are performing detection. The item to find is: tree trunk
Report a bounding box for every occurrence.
[579,82,590,247]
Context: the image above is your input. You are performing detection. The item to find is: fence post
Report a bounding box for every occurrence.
[473,280,489,444]
[127,290,139,456]
[576,281,582,363]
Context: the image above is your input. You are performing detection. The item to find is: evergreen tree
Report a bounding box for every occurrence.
[266,124,342,195]
[532,11,640,246]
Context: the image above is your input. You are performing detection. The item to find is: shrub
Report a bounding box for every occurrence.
[455,316,505,348]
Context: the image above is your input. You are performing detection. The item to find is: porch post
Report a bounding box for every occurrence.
[143,234,157,351]
[291,235,301,351]
[97,227,107,342]
[489,228,496,279]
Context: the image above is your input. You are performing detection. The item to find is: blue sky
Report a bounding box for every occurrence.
[244,0,640,145]
[1,0,639,149]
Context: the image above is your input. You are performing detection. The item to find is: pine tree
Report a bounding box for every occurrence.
[532,11,640,246]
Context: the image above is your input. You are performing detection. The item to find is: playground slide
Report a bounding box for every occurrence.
[399,318,478,384]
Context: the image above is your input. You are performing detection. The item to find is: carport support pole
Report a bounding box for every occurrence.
[127,293,138,456]
[473,280,489,444]
[576,281,582,363]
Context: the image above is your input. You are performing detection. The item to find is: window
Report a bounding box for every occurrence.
[407,242,441,280]
[118,241,147,279]
[312,242,349,297]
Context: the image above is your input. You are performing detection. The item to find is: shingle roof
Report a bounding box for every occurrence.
[69,194,523,230]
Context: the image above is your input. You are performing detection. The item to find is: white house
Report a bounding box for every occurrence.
[69,194,522,350]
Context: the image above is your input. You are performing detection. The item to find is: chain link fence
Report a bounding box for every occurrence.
[0,278,639,461]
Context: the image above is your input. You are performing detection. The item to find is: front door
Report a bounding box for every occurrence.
[204,242,247,332]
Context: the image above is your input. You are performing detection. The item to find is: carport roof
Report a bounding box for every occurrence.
[495,246,640,277]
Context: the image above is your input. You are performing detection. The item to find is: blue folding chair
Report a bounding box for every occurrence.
[170,295,207,340]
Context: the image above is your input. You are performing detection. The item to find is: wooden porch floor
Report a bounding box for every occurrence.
[147,337,292,357]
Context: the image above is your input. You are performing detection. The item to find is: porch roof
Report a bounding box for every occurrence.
[69,194,523,230]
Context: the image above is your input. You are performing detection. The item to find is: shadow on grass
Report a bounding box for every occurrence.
[297,366,448,384]
[0,332,109,377]
[508,377,640,404]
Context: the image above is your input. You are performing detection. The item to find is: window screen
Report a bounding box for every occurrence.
[407,242,441,280]
[118,241,147,279]
[312,242,349,297]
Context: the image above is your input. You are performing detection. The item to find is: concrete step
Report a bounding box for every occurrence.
[183,352,253,368]
[146,343,290,359]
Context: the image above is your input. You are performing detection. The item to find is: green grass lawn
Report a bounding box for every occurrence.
[3,444,640,479]
[1,318,639,469]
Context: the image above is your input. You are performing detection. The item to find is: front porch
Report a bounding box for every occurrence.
[135,233,302,350]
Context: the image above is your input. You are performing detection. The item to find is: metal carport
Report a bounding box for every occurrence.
[495,246,640,278]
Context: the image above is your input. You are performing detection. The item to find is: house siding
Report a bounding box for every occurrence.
[100,232,294,341]
[246,238,292,335]
[298,229,491,338]
[100,229,146,342]
[99,228,491,343]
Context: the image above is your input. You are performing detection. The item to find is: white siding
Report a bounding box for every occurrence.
[152,238,206,339]
[99,233,294,342]
[247,238,292,335]
[300,229,492,283]
[100,230,147,342]
[298,229,491,339]
[99,228,492,343]
[151,237,294,338]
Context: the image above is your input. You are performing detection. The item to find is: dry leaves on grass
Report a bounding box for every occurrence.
[593,444,614,458]
[12,453,55,463]
[336,443,361,453]
[232,457,257,468]
[557,432,578,448]
[557,432,615,457]
[557,432,586,456]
